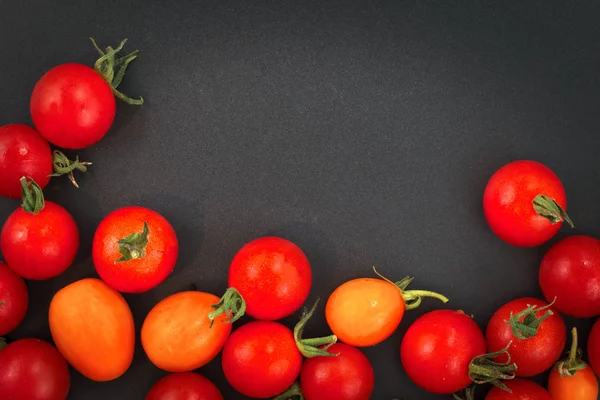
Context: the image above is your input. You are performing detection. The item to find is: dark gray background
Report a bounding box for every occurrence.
[1,0,600,399]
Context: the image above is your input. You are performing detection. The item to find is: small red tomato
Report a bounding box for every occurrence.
[222,321,303,398]
[0,124,52,199]
[485,297,566,377]
[223,236,312,321]
[0,338,70,400]
[1,178,79,280]
[146,372,223,400]
[0,261,28,335]
[93,206,178,293]
[30,63,116,149]
[483,160,571,247]
[588,317,600,377]
[539,235,600,318]
[300,343,374,400]
[401,310,488,394]
[486,378,551,400]
[30,39,143,150]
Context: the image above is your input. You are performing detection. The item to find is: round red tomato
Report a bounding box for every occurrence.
[30,63,116,149]
[486,378,551,400]
[539,235,600,318]
[400,309,487,394]
[485,297,566,377]
[222,320,303,398]
[0,261,28,335]
[1,178,79,280]
[146,372,223,400]
[93,206,178,293]
[300,343,374,400]
[0,338,70,400]
[0,124,52,199]
[483,160,571,247]
[226,236,312,321]
[588,317,600,377]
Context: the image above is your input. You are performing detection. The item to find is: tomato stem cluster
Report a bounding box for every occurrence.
[116,221,149,262]
[20,177,45,215]
[532,194,574,228]
[91,38,144,105]
[555,327,588,377]
[272,381,304,400]
[293,299,338,358]
[372,267,449,310]
[208,287,246,326]
[49,150,92,189]
[452,386,476,400]
[505,300,554,340]
[468,342,517,391]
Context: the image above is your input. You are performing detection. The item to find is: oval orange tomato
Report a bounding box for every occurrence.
[325,269,448,347]
[48,278,135,382]
[548,327,598,400]
[141,291,232,372]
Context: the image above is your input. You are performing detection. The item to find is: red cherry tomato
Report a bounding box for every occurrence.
[146,372,223,400]
[485,297,566,377]
[588,317,600,377]
[221,321,303,398]
[30,63,116,149]
[300,343,374,400]
[0,338,70,400]
[92,206,178,293]
[0,124,52,199]
[0,262,28,335]
[485,378,551,400]
[539,235,600,318]
[227,236,312,321]
[400,309,487,394]
[1,179,79,280]
[483,160,571,247]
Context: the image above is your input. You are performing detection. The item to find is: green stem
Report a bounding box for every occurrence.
[90,38,144,105]
[49,150,92,188]
[469,342,517,392]
[504,300,555,340]
[0,337,6,351]
[532,194,574,228]
[208,287,246,327]
[294,299,338,358]
[116,221,149,262]
[372,267,449,310]
[20,177,45,214]
[453,386,476,400]
[272,382,304,400]
[555,327,588,377]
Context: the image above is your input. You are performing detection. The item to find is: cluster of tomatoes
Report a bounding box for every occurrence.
[1,39,600,400]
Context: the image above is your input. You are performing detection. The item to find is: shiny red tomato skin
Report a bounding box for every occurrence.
[539,235,600,318]
[1,202,79,280]
[228,236,312,321]
[485,378,551,400]
[92,206,178,293]
[30,63,116,149]
[0,338,70,400]
[400,309,486,394]
[483,160,567,247]
[485,297,566,377]
[0,262,28,335]
[222,321,303,398]
[300,343,374,400]
[588,317,600,377]
[146,372,223,400]
[0,124,52,199]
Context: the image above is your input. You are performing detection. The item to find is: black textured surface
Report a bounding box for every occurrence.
[2,1,600,399]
